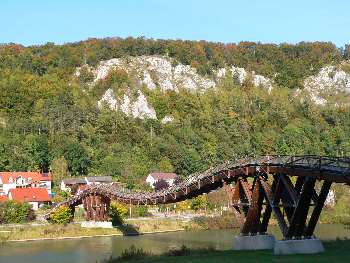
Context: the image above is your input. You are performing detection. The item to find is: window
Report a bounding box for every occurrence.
[8,177,13,183]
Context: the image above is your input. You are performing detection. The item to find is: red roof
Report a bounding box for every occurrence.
[9,188,50,202]
[149,172,178,180]
[0,172,51,184]
[0,195,8,202]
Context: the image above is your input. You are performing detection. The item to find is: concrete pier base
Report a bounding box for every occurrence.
[233,234,276,250]
[274,238,324,255]
[81,221,113,228]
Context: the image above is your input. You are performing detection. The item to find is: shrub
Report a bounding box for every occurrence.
[109,201,128,225]
[133,205,150,217]
[190,196,208,211]
[49,206,73,224]
[119,245,152,260]
[0,201,36,224]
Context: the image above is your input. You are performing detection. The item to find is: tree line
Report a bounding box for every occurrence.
[0,38,349,186]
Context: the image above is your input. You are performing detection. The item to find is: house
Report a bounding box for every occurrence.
[85,176,113,185]
[145,172,179,188]
[8,188,51,210]
[60,178,86,192]
[0,172,52,195]
[60,176,112,192]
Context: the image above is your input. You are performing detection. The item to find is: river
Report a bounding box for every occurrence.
[0,224,349,263]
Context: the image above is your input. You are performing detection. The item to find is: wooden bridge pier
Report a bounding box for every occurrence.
[228,173,333,254]
[82,194,110,221]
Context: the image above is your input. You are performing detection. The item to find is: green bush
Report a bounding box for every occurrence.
[109,201,128,225]
[49,206,73,224]
[0,201,36,224]
[133,205,150,217]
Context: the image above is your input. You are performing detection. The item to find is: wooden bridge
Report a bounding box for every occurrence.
[48,155,350,254]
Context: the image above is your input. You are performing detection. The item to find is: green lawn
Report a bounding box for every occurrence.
[112,239,350,263]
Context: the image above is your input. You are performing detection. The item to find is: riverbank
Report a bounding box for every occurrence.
[0,218,190,242]
[104,239,350,263]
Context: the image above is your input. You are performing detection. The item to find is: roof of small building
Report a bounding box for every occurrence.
[85,176,112,183]
[9,188,50,202]
[148,172,178,180]
[62,178,86,185]
[0,172,52,184]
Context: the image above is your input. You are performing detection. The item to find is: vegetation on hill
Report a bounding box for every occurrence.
[0,38,349,186]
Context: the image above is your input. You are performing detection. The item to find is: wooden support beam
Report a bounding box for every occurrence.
[280,175,299,205]
[286,177,316,238]
[294,176,306,194]
[260,179,288,236]
[239,179,252,203]
[258,180,276,234]
[304,181,332,237]
[241,179,264,235]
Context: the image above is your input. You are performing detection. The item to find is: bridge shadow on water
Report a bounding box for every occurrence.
[115,224,140,236]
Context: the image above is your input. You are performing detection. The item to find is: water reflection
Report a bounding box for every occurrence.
[0,224,349,263]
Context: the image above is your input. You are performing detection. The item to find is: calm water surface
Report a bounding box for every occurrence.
[0,224,349,263]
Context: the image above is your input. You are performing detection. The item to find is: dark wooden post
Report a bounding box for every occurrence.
[304,181,332,237]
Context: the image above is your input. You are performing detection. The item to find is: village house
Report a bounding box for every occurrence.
[60,176,113,193]
[60,178,87,192]
[0,172,52,196]
[145,172,179,188]
[8,188,51,210]
[85,176,113,185]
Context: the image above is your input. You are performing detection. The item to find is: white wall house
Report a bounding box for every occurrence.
[145,172,179,188]
[0,172,52,196]
[60,176,113,193]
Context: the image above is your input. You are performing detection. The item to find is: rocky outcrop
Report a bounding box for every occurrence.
[98,89,157,119]
[78,55,216,92]
[217,66,273,92]
[77,55,274,119]
[303,65,350,105]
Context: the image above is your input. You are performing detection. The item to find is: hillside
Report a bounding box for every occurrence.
[0,38,350,186]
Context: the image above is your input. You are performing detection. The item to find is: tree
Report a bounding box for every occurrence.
[157,157,174,173]
[51,156,69,182]
[190,196,208,211]
[64,143,90,176]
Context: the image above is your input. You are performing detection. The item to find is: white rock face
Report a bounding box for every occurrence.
[98,89,157,119]
[217,66,273,92]
[97,89,118,110]
[230,66,247,84]
[130,91,157,119]
[78,55,274,118]
[78,55,216,92]
[303,65,350,105]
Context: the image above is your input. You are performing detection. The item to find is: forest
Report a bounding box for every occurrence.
[0,37,349,186]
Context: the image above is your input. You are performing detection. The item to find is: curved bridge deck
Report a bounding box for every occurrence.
[57,155,350,208]
[47,155,350,253]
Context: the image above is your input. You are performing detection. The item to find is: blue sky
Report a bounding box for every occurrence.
[1,0,349,46]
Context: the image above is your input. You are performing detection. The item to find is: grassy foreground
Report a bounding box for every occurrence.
[106,239,350,263]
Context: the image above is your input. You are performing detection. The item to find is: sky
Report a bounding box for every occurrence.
[1,0,349,47]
